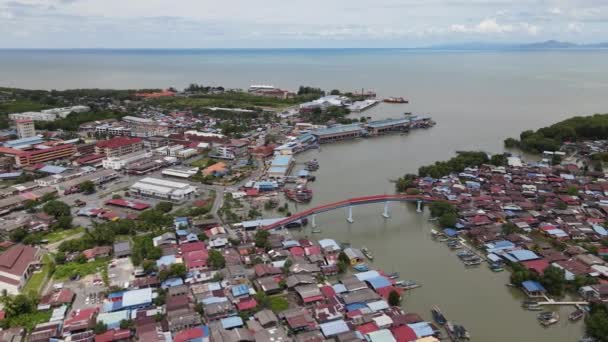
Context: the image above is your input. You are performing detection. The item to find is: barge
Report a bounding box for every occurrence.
[384,97,409,104]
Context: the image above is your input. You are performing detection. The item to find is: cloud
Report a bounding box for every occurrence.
[567,22,583,33]
[449,18,538,35]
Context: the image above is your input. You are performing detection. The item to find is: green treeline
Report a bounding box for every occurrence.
[505,113,608,153]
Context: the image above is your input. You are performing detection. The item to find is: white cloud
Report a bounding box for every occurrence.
[549,7,562,15]
[449,18,538,35]
[567,22,583,33]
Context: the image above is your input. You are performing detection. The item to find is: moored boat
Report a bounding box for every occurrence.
[522,300,542,311]
[361,247,374,261]
[396,280,421,290]
[454,324,470,340]
[569,309,585,321]
[537,311,560,326]
[305,159,319,171]
[383,97,409,104]
[311,228,322,234]
[463,258,482,267]
[387,272,400,279]
[431,305,447,326]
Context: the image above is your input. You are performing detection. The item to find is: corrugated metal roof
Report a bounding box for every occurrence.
[320,319,349,337]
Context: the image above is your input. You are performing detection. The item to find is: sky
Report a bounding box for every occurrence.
[0,0,607,48]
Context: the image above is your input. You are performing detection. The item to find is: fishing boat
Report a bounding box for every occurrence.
[387,272,400,279]
[447,240,463,250]
[431,305,447,326]
[384,97,409,104]
[396,280,421,290]
[430,228,441,237]
[361,247,374,261]
[537,311,560,326]
[353,263,369,272]
[489,262,504,272]
[454,324,470,340]
[522,300,542,311]
[311,228,322,234]
[463,258,482,267]
[456,250,475,258]
[304,159,319,171]
[569,309,585,321]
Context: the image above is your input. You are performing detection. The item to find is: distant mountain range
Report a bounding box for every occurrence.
[428,40,608,50]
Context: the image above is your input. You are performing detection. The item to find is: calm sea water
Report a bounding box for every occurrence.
[3,49,608,340]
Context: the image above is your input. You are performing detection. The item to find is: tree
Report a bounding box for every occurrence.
[155,202,173,213]
[490,154,507,166]
[566,186,579,196]
[43,200,71,218]
[429,202,456,218]
[53,216,73,230]
[501,222,520,235]
[254,230,271,250]
[93,322,107,334]
[79,180,96,194]
[9,228,27,242]
[208,249,225,269]
[119,319,134,330]
[540,266,566,297]
[395,174,417,192]
[388,290,401,306]
[169,263,187,279]
[438,212,458,228]
[586,304,608,342]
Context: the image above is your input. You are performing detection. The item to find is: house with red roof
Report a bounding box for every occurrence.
[95,137,143,157]
[95,329,131,342]
[63,307,99,333]
[0,244,41,294]
[40,288,75,308]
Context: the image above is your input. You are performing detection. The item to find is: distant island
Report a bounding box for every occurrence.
[428,40,608,50]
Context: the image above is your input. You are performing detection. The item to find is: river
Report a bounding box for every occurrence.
[290,100,589,341]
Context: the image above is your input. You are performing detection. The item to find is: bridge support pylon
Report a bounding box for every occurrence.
[311,214,317,228]
[346,206,354,223]
[382,201,390,219]
[416,200,422,213]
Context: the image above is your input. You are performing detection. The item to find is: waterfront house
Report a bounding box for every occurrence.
[344,248,365,265]
[521,280,547,298]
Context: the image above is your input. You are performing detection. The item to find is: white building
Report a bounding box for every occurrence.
[9,111,57,122]
[103,151,153,170]
[15,119,36,139]
[130,177,197,202]
[209,145,235,160]
[161,167,199,179]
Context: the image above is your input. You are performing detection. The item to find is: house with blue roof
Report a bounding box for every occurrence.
[221,316,244,330]
[156,255,177,268]
[161,277,184,289]
[231,284,250,297]
[521,280,546,298]
[319,319,350,337]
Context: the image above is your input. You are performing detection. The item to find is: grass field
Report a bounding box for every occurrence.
[22,254,53,294]
[43,227,85,243]
[54,257,109,280]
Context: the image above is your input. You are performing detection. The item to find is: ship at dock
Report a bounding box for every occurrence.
[383,97,409,104]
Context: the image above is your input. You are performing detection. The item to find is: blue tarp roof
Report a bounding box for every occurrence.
[320,319,350,337]
[345,303,368,312]
[221,316,244,329]
[201,296,228,305]
[522,280,546,293]
[161,277,184,288]
[443,228,458,237]
[593,225,608,236]
[176,229,188,236]
[231,284,250,297]
[407,322,435,338]
[366,276,392,290]
[332,283,347,294]
[156,255,176,268]
[354,270,380,282]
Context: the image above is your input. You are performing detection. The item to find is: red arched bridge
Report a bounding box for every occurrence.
[262,194,457,230]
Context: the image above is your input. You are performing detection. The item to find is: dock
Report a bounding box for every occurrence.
[537,301,589,306]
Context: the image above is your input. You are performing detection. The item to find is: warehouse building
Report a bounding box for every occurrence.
[129,177,197,202]
[311,124,366,144]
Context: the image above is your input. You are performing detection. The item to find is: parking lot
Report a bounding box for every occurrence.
[108,257,134,288]
[56,273,106,311]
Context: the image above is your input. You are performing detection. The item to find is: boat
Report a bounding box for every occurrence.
[489,262,504,272]
[463,258,482,267]
[456,250,475,258]
[454,324,470,340]
[522,300,542,311]
[353,263,369,272]
[431,305,447,326]
[304,159,319,171]
[396,280,421,290]
[569,309,585,322]
[284,187,313,203]
[387,272,400,279]
[383,97,409,104]
[311,228,322,234]
[447,240,463,250]
[361,247,374,261]
[537,311,560,326]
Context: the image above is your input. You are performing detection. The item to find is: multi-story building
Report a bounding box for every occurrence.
[15,120,35,139]
[8,112,57,122]
[95,137,144,157]
[102,151,153,170]
[209,145,235,160]
[0,144,77,167]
